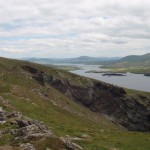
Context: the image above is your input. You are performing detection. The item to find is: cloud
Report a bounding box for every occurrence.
[0,0,150,58]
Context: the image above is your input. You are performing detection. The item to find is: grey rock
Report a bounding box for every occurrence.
[0,107,3,113]
[60,137,83,150]
[12,119,53,140]
[65,142,83,150]
[80,133,91,139]
[20,143,36,150]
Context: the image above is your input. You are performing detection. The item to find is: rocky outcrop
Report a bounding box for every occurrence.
[0,108,84,150]
[11,119,53,140]
[0,108,53,140]
[23,65,150,131]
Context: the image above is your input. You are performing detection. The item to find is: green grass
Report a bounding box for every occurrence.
[0,133,14,146]
[102,61,150,74]
[47,64,81,71]
[0,84,11,93]
[112,67,150,74]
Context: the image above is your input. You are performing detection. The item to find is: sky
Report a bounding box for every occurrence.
[0,0,150,58]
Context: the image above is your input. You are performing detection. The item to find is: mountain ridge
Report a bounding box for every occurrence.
[120,53,150,62]
[24,56,121,64]
[24,53,150,65]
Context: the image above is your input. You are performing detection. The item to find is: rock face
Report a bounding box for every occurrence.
[23,65,150,131]
[0,108,53,140]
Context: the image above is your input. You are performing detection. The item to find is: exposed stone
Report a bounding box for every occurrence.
[65,142,83,150]
[20,143,36,150]
[0,107,3,113]
[11,119,53,140]
[0,109,53,140]
[0,108,6,124]
[80,133,91,139]
[60,136,83,150]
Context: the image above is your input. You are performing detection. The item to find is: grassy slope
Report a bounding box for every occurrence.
[120,53,150,62]
[101,62,150,74]
[0,57,150,150]
[102,53,150,74]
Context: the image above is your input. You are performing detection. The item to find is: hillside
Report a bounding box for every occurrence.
[0,57,150,150]
[120,53,150,62]
[102,53,150,74]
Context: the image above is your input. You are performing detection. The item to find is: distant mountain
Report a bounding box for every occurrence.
[66,56,120,61]
[120,53,150,62]
[24,56,121,64]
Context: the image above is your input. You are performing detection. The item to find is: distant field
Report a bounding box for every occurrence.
[52,65,81,71]
[102,62,150,74]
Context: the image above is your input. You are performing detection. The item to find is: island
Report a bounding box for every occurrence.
[102,73,126,76]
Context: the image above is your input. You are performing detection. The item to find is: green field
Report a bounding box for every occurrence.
[101,61,150,74]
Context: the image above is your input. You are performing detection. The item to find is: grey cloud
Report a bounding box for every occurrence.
[0,0,150,57]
